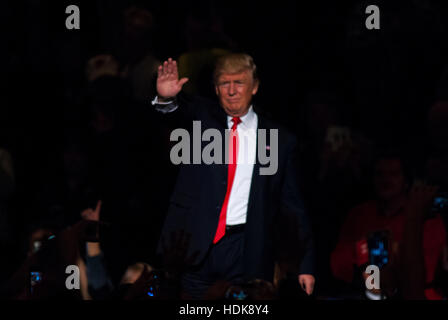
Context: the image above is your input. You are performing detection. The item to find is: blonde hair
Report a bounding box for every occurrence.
[213,53,258,84]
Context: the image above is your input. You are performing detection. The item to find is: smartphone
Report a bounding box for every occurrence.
[147,285,156,297]
[146,270,163,298]
[431,192,448,215]
[367,230,389,269]
[225,285,249,300]
[29,271,43,295]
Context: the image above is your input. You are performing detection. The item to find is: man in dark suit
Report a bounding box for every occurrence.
[152,54,315,299]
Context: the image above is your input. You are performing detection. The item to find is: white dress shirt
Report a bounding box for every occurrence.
[152,96,257,225]
[225,107,257,225]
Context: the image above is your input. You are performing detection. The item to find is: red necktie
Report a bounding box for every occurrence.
[213,117,241,244]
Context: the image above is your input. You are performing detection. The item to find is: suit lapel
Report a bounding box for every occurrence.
[246,111,269,222]
[211,102,228,130]
[243,111,271,279]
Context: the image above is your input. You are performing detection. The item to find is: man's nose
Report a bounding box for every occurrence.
[228,82,236,96]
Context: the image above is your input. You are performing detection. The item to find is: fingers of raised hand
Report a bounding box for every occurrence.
[163,58,173,75]
[178,77,189,87]
[160,58,177,77]
[81,208,93,219]
[157,65,163,78]
[81,202,101,221]
[166,58,173,74]
[167,58,177,75]
[94,200,102,216]
[159,58,175,77]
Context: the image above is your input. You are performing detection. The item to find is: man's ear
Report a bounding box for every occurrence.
[215,85,219,96]
[252,80,260,95]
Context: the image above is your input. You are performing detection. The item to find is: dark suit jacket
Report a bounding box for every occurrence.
[156,93,315,282]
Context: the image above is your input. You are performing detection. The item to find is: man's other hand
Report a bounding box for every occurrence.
[298,274,315,296]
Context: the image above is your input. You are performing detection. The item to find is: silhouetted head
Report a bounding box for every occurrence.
[373,151,410,201]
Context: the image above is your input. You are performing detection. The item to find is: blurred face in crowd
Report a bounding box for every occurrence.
[374,158,406,201]
[215,70,259,117]
[28,228,54,256]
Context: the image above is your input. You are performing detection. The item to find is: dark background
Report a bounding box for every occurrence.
[4,0,448,172]
[2,0,448,298]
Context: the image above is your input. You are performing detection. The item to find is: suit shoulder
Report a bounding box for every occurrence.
[178,91,220,109]
[257,113,298,145]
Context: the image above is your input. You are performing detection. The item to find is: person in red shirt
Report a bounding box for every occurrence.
[331,152,446,299]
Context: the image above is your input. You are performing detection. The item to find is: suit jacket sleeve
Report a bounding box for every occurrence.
[280,137,316,275]
[151,92,215,126]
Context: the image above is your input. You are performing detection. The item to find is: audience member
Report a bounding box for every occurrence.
[331,150,447,299]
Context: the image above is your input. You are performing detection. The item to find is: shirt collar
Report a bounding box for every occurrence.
[227,105,257,130]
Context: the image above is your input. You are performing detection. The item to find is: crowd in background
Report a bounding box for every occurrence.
[1,0,448,299]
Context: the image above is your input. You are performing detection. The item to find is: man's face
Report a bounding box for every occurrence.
[374,159,406,201]
[215,70,259,117]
